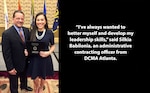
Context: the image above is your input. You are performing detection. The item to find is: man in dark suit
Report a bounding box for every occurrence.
[1,10,33,93]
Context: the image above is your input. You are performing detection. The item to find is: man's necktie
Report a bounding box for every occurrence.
[19,29,25,42]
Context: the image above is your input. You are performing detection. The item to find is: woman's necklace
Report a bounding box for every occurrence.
[36,29,46,40]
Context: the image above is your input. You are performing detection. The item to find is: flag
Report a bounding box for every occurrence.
[52,1,59,32]
[30,0,35,30]
[4,0,9,30]
[18,0,21,10]
[43,0,46,15]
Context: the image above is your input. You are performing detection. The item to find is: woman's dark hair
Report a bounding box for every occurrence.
[30,12,49,41]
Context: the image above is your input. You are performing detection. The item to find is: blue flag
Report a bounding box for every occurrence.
[43,0,46,15]
[52,1,59,32]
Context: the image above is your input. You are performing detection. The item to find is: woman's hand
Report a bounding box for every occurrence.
[24,49,28,56]
[39,45,55,57]
[39,51,51,57]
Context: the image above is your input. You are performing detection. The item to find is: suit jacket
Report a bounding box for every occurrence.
[2,26,30,72]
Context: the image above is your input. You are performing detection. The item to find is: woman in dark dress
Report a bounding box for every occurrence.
[25,12,55,93]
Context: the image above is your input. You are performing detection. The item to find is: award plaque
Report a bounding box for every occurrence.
[26,41,47,55]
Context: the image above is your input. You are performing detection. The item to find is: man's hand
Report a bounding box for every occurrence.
[8,68,17,75]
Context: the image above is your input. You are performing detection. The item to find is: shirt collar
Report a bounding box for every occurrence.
[13,25,23,32]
